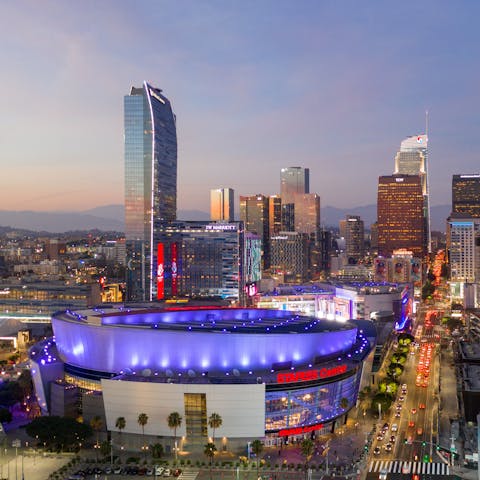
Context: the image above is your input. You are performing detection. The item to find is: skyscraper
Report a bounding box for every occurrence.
[294,193,321,237]
[210,188,234,222]
[377,175,425,258]
[124,82,177,301]
[447,213,480,284]
[240,194,270,269]
[394,135,430,252]
[268,195,282,236]
[452,174,480,217]
[344,215,365,261]
[280,167,309,231]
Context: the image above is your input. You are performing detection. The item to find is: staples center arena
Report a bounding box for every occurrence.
[30,307,374,450]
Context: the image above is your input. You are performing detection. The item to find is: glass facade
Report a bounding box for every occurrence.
[452,175,480,218]
[154,221,247,303]
[265,368,361,432]
[394,135,430,253]
[184,393,208,444]
[377,175,425,257]
[124,82,177,301]
[240,195,270,269]
[280,167,309,232]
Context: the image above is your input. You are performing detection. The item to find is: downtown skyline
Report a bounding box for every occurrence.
[1,1,480,213]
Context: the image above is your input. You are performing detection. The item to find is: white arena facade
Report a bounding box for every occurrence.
[30,306,374,450]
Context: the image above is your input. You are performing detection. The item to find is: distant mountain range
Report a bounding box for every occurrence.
[0,204,452,233]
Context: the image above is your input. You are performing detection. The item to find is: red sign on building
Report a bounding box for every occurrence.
[276,364,347,384]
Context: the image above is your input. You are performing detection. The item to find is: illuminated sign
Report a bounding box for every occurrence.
[276,364,347,384]
[205,224,237,231]
[395,178,405,182]
[278,424,323,437]
[157,243,164,300]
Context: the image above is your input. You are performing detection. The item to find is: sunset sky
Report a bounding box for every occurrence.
[1,1,479,213]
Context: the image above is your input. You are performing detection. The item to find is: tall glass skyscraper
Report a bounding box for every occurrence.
[452,174,480,217]
[124,82,177,301]
[394,135,430,253]
[210,188,234,222]
[280,167,309,231]
[377,175,425,258]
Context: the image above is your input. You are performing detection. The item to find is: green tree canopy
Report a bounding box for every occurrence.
[208,412,222,443]
[26,416,92,451]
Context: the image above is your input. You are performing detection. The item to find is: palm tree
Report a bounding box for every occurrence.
[204,442,217,480]
[115,417,126,455]
[90,416,103,461]
[339,397,349,411]
[167,412,182,459]
[300,438,315,479]
[137,413,149,458]
[250,439,263,478]
[208,413,223,445]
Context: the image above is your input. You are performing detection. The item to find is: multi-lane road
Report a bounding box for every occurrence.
[367,307,448,477]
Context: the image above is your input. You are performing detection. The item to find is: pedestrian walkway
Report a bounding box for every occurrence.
[178,469,199,480]
[368,460,450,475]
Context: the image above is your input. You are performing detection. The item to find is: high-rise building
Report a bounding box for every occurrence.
[344,215,365,262]
[239,194,270,269]
[124,82,177,301]
[394,135,430,252]
[377,175,425,258]
[154,221,253,305]
[268,195,282,236]
[270,232,310,283]
[294,193,320,237]
[210,188,234,222]
[446,213,480,284]
[280,167,309,231]
[452,174,480,218]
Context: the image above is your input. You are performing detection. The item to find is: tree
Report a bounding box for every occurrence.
[204,442,217,480]
[26,416,92,452]
[115,416,126,459]
[167,412,182,459]
[251,439,263,477]
[300,438,315,477]
[90,416,103,461]
[208,412,223,445]
[115,416,126,448]
[137,413,149,458]
[151,443,164,459]
[339,397,349,411]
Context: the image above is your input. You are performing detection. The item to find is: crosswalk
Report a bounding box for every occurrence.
[177,469,199,480]
[369,460,450,476]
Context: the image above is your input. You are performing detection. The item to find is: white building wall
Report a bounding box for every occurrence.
[102,380,265,439]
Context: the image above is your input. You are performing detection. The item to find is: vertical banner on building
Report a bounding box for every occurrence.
[157,243,164,300]
[171,242,178,296]
[374,258,387,282]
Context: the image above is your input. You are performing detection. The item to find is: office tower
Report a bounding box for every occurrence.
[124,82,177,301]
[280,167,309,231]
[210,188,234,222]
[294,193,321,236]
[344,215,365,262]
[377,175,425,258]
[269,195,282,236]
[154,221,252,305]
[452,174,480,217]
[447,214,480,284]
[270,232,310,283]
[319,228,333,273]
[239,194,270,269]
[369,222,378,254]
[394,135,430,252]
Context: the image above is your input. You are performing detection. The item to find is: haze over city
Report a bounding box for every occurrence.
[1,0,479,214]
